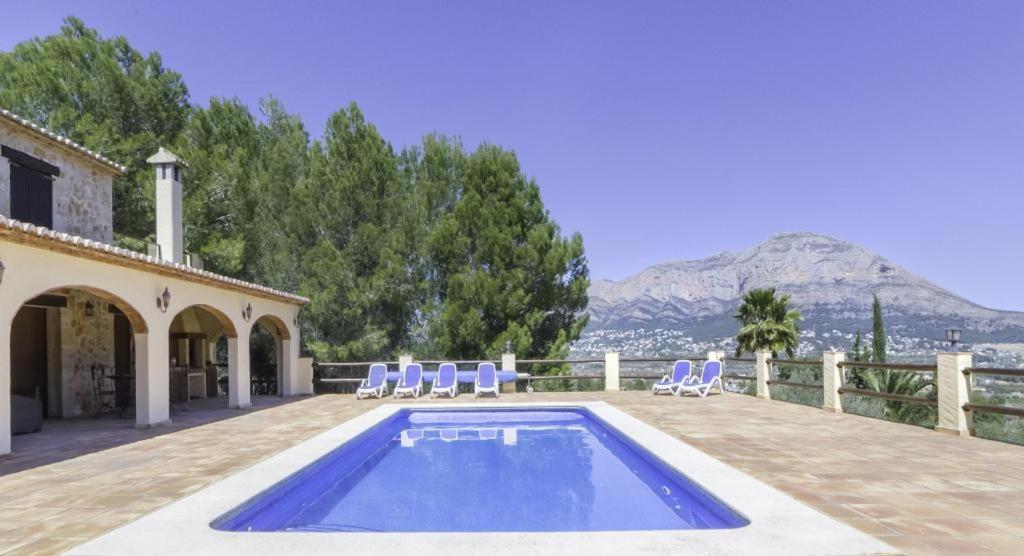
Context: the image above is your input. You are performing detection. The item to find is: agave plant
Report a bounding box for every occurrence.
[733,288,802,357]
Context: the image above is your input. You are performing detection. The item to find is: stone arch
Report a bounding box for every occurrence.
[9,285,148,334]
[251,314,291,340]
[7,284,150,425]
[168,304,237,339]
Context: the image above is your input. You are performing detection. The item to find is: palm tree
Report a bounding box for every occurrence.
[733,288,802,357]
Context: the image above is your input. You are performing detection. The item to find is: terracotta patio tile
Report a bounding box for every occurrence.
[0,392,1019,554]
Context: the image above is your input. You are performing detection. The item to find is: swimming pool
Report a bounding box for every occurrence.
[71,401,896,555]
[213,408,748,532]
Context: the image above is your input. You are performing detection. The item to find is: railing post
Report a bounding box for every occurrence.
[398,354,412,375]
[936,352,974,437]
[706,350,725,362]
[604,352,620,391]
[822,352,845,413]
[501,352,516,394]
[755,350,772,399]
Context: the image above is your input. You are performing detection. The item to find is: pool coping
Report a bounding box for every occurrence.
[67,401,899,555]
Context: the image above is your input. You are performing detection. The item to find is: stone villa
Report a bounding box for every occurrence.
[0,108,311,454]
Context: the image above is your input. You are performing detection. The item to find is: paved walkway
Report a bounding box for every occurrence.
[0,392,1021,555]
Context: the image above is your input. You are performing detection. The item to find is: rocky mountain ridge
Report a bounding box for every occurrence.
[587,232,1024,342]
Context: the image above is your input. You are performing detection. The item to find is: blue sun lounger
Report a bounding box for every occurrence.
[355,363,389,399]
[475,362,500,397]
[394,363,424,399]
[652,360,693,395]
[431,362,459,398]
[677,360,723,397]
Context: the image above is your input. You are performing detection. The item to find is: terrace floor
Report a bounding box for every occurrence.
[0,392,1021,555]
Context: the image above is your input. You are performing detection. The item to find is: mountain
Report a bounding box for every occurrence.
[587,232,1024,344]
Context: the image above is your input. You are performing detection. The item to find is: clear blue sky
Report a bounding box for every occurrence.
[3,1,1024,310]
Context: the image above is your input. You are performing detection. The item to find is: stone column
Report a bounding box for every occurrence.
[398,355,412,374]
[135,332,171,428]
[227,328,251,409]
[605,352,620,392]
[936,352,973,436]
[296,357,315,395]
[822,351,845,413]
[176,338,190,366]
[275,338,285,396]
[279,336,295,396]
[755,350,772,399]
[0,318,11,454]
[501,352,516,394]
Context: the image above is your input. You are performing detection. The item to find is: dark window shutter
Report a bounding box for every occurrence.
[30,170,53,229]
[8,162,53,228]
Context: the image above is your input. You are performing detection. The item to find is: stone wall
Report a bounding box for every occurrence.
[57,291,115,417]
[0,119,115,243]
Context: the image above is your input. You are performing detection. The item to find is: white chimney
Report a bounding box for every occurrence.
[146,147,186,264]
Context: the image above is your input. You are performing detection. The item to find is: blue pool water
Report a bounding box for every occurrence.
[213,408,749,532]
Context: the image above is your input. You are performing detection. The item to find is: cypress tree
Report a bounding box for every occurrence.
[871,295,887,363]
[849,330,864,361]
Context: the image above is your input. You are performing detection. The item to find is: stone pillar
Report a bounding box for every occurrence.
[279,336,294,396]
[135,333,171,428]
[706,350,725,362]
[605,352,620,392]
[501,352,516,394]
[0,318,11,454]
[227,329,251,409]
[755,350,772,399]
[207,337,218,365]
[398,355,413,374]
[822,351,845,413]
[176,338,189,366]
[275,338,285,396]
[936,352,973,436]
[296,357,315,395]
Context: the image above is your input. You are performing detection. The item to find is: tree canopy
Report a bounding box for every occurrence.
[0,17,590,363]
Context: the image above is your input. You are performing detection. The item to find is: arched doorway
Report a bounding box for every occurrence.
[8,286,147,427]
[250,315,291,396]
[167,305,236,405]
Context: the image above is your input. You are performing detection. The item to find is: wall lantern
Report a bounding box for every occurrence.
[0,258,5,285]
[293,314,300,327]
[242,302,253,323]
[156,287,171,313]
[945,328,962,351]
[84,300,95,317]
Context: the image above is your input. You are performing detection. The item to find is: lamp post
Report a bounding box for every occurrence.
[945,328,962,351]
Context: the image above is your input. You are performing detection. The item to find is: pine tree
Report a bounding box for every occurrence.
[425,144,589,360]
[871,295,887,363]
[290,103,420,360]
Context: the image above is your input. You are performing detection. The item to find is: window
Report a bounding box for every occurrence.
[3,145,58,229]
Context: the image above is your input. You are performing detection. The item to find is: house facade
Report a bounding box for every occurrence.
[0,108,311,455]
